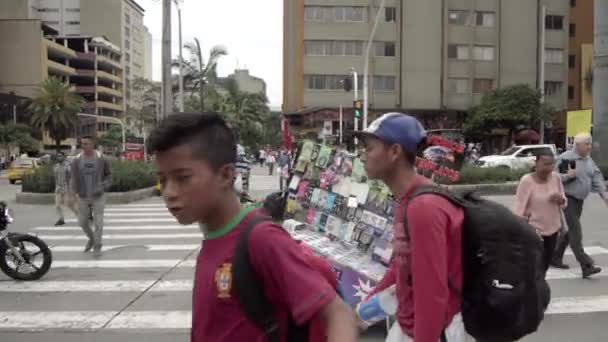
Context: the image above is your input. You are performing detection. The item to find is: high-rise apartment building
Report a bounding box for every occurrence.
[283,0,570,136]
[568,0,593,110]
[12,0,152,105]
[0,19,124,147]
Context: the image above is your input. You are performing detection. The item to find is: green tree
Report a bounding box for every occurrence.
[0,123,37,156]
[463,84,554,141]
[98,126,136,152]
[127,77,160,134]
[28,77,84,151]
[178,38,227,111]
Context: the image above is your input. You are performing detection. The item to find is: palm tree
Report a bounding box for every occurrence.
[0,123,34,157]
[177,38,227,111]
[221,79,270,149]
[28,77,84,152]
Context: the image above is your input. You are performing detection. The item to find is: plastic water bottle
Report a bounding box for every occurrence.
[356,285,397,327]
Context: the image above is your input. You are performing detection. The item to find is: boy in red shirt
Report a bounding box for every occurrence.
[355,113,467,342]
[148,112,357,342]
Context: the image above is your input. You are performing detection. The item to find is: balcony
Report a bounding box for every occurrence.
[76,86,96,94]
[44,39,77,59]
[97,70,122,84]
[83,101,124,113]
[47,60,76,76]
[76,52,96,62]
[97,55,122,70]
[76,69,96,78]
[97,86,123,98]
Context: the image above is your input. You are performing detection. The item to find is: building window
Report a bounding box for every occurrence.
[568,86,575,99]
[125,39,130,49]
[125,13,131,24]
[476,12,496,27]
[544,81,563,95]
[375,42,396,57]
[545,49,564,64]
[571,0,576,8]
[65,8,80,12]
[473,79,494,93]
[304,6,366,23]
[66,21,80,25]
[125,27,130,37]
[473,46,495,61]
[447,78,469,94]
[304,40,364,56]
[374,76,396,91]
[42,21,60,25]
[569,54,576,69]
[448,10,471,25]
[448,44,469,60]
[39,8,59,12]
[569,23,576,37]
[385,7,396,22]
[125,53,130,62]
[545,15,564,30]
[304,75,350,90]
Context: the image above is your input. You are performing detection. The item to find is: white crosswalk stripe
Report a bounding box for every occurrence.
[2,200,608,337]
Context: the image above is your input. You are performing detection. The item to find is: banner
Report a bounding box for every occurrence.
[567,109,592,137]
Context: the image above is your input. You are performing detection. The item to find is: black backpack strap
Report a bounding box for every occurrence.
[409,184,467,208]
[232,214,280,342]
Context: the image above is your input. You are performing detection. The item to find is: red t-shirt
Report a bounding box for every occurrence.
[369,175,464,342]
[191,208,336,342]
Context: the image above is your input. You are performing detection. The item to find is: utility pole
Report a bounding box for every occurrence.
[363,0,386,130]
[593,0,608,163]
[175,0,185,112]
[161,0,173,117]
[538,5,546,144]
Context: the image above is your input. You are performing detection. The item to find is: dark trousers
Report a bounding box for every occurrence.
[542,232,558,272]
[553,196,594,267]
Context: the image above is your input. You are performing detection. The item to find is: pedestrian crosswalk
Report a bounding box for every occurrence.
[0,199,607,341]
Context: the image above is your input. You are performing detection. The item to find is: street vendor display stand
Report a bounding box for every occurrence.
[281,136,465,307]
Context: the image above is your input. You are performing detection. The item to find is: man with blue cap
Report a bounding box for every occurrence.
[355,113,468,342]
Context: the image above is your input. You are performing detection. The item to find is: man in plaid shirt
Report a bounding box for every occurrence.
[54,152,78,226]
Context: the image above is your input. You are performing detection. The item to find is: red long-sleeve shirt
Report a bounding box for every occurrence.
[368,176,464,342]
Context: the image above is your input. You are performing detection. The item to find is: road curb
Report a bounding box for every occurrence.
[16,187,158,205]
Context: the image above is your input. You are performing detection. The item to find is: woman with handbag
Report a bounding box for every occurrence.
[513,149,567,272]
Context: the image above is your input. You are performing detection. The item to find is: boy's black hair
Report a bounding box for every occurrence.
[147,112,236,170]
[81,135,95,141]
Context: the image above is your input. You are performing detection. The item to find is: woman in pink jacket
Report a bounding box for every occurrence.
[513,149,567,271]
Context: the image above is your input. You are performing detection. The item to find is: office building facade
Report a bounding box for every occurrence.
[283,0,570,138]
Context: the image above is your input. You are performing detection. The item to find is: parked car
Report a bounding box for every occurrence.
[475,144,557,170]
[7,158,39,184]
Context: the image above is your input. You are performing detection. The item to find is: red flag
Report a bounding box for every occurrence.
[282,116,294,150]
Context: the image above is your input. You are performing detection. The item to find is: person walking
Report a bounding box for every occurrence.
[356,113,469,342]
[266,151,276,176]
[278,150,290,190]
[513,150,566,272]
[552,132,608,278]
[53,152,78,226]
[71,136,112,253]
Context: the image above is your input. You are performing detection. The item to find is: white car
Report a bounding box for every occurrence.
[476,144,557,170]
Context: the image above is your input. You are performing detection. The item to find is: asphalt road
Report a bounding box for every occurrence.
[0,171,606,342]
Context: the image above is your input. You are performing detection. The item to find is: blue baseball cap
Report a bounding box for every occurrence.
[355,113,426,153]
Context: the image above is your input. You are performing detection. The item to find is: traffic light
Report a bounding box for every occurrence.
[353,100,363,118]
[343,78,352,92]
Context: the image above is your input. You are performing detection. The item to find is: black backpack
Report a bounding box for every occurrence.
[231,215,310,342]
[409,185,550,342]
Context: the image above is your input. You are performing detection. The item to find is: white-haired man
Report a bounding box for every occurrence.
[552,133,608,278]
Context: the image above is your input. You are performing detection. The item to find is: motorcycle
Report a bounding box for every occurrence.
[0,201,52,280]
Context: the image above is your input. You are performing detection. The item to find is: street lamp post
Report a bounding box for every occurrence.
[363,0,386,129]
[77,113,126,152]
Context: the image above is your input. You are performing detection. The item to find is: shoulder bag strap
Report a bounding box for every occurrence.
[232,214,281,342]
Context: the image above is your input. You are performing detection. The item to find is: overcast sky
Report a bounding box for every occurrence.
[139,0,283,109]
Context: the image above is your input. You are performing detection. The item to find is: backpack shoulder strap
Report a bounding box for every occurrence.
[232,214,280,342]
[409,184,467,208]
